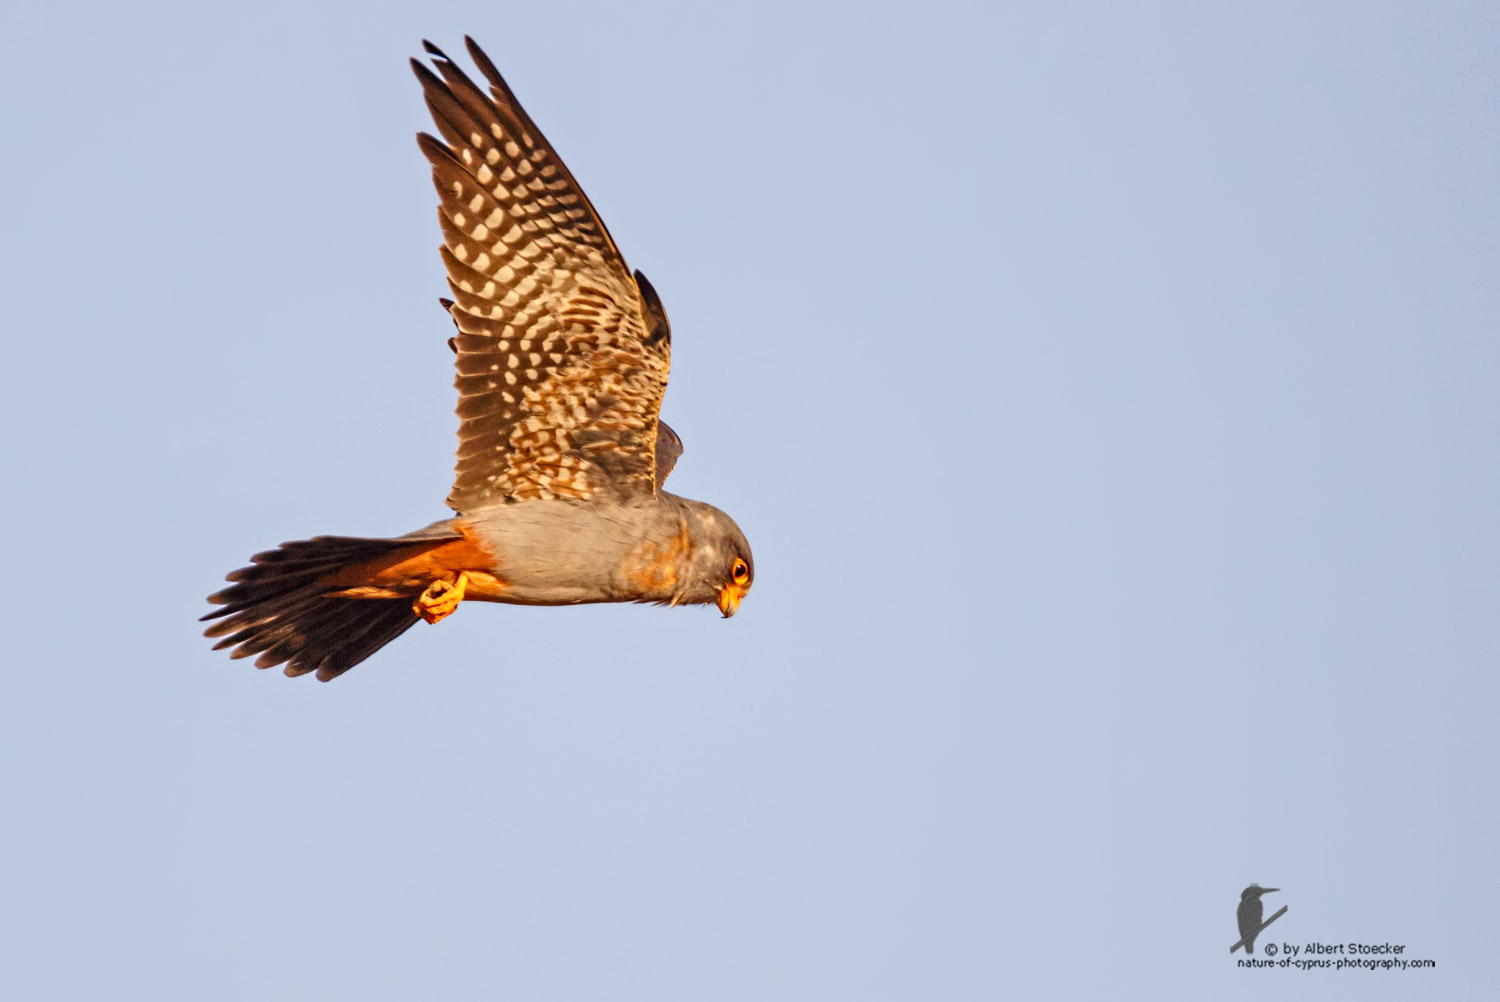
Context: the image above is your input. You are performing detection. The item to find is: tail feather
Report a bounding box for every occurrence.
[206,585,326,647]
[203,533,455,681]
[204,536,404,610]
[290,598,423,681]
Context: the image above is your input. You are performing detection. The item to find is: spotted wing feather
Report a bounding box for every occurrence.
[414,38,671,511]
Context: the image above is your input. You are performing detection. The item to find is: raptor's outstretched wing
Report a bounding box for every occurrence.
[414,38,672,511]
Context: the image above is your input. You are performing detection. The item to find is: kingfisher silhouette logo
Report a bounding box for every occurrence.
[1231,884,1286,954]
[1230,884,1436,971]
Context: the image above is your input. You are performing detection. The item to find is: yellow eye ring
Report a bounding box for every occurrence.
[731,558,750,586]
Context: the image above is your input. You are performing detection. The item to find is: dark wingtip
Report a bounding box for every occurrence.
[634,269,671,349]
[410,58,447,92]
[416,130,460,164]
[463,36,509,92]
[422,39,450,60]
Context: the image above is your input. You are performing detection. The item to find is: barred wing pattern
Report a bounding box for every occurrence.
[414,39,671,511]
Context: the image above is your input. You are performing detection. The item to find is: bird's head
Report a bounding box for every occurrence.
[1241,885,1279,901]
[678,500,754,617]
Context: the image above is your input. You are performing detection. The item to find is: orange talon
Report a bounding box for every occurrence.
[414,572,468,624]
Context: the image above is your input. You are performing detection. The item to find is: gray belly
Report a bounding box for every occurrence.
[462,498,674,606]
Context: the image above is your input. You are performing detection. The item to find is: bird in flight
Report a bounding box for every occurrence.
[203,38,754,681]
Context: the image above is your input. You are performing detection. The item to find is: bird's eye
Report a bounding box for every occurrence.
[732,559,750,585]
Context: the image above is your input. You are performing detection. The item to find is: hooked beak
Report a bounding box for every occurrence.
[716,583,746,618]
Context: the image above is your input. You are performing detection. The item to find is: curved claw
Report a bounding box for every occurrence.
[415,572,468,624]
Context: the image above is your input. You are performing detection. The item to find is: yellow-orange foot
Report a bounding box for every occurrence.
[414,572,468,625]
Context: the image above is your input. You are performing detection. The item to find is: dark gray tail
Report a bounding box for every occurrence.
[202,536,429,682]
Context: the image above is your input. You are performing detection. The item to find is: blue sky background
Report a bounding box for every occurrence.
[3,1,1496,998]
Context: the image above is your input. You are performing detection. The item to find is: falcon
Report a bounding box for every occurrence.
[202,38,754,681]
